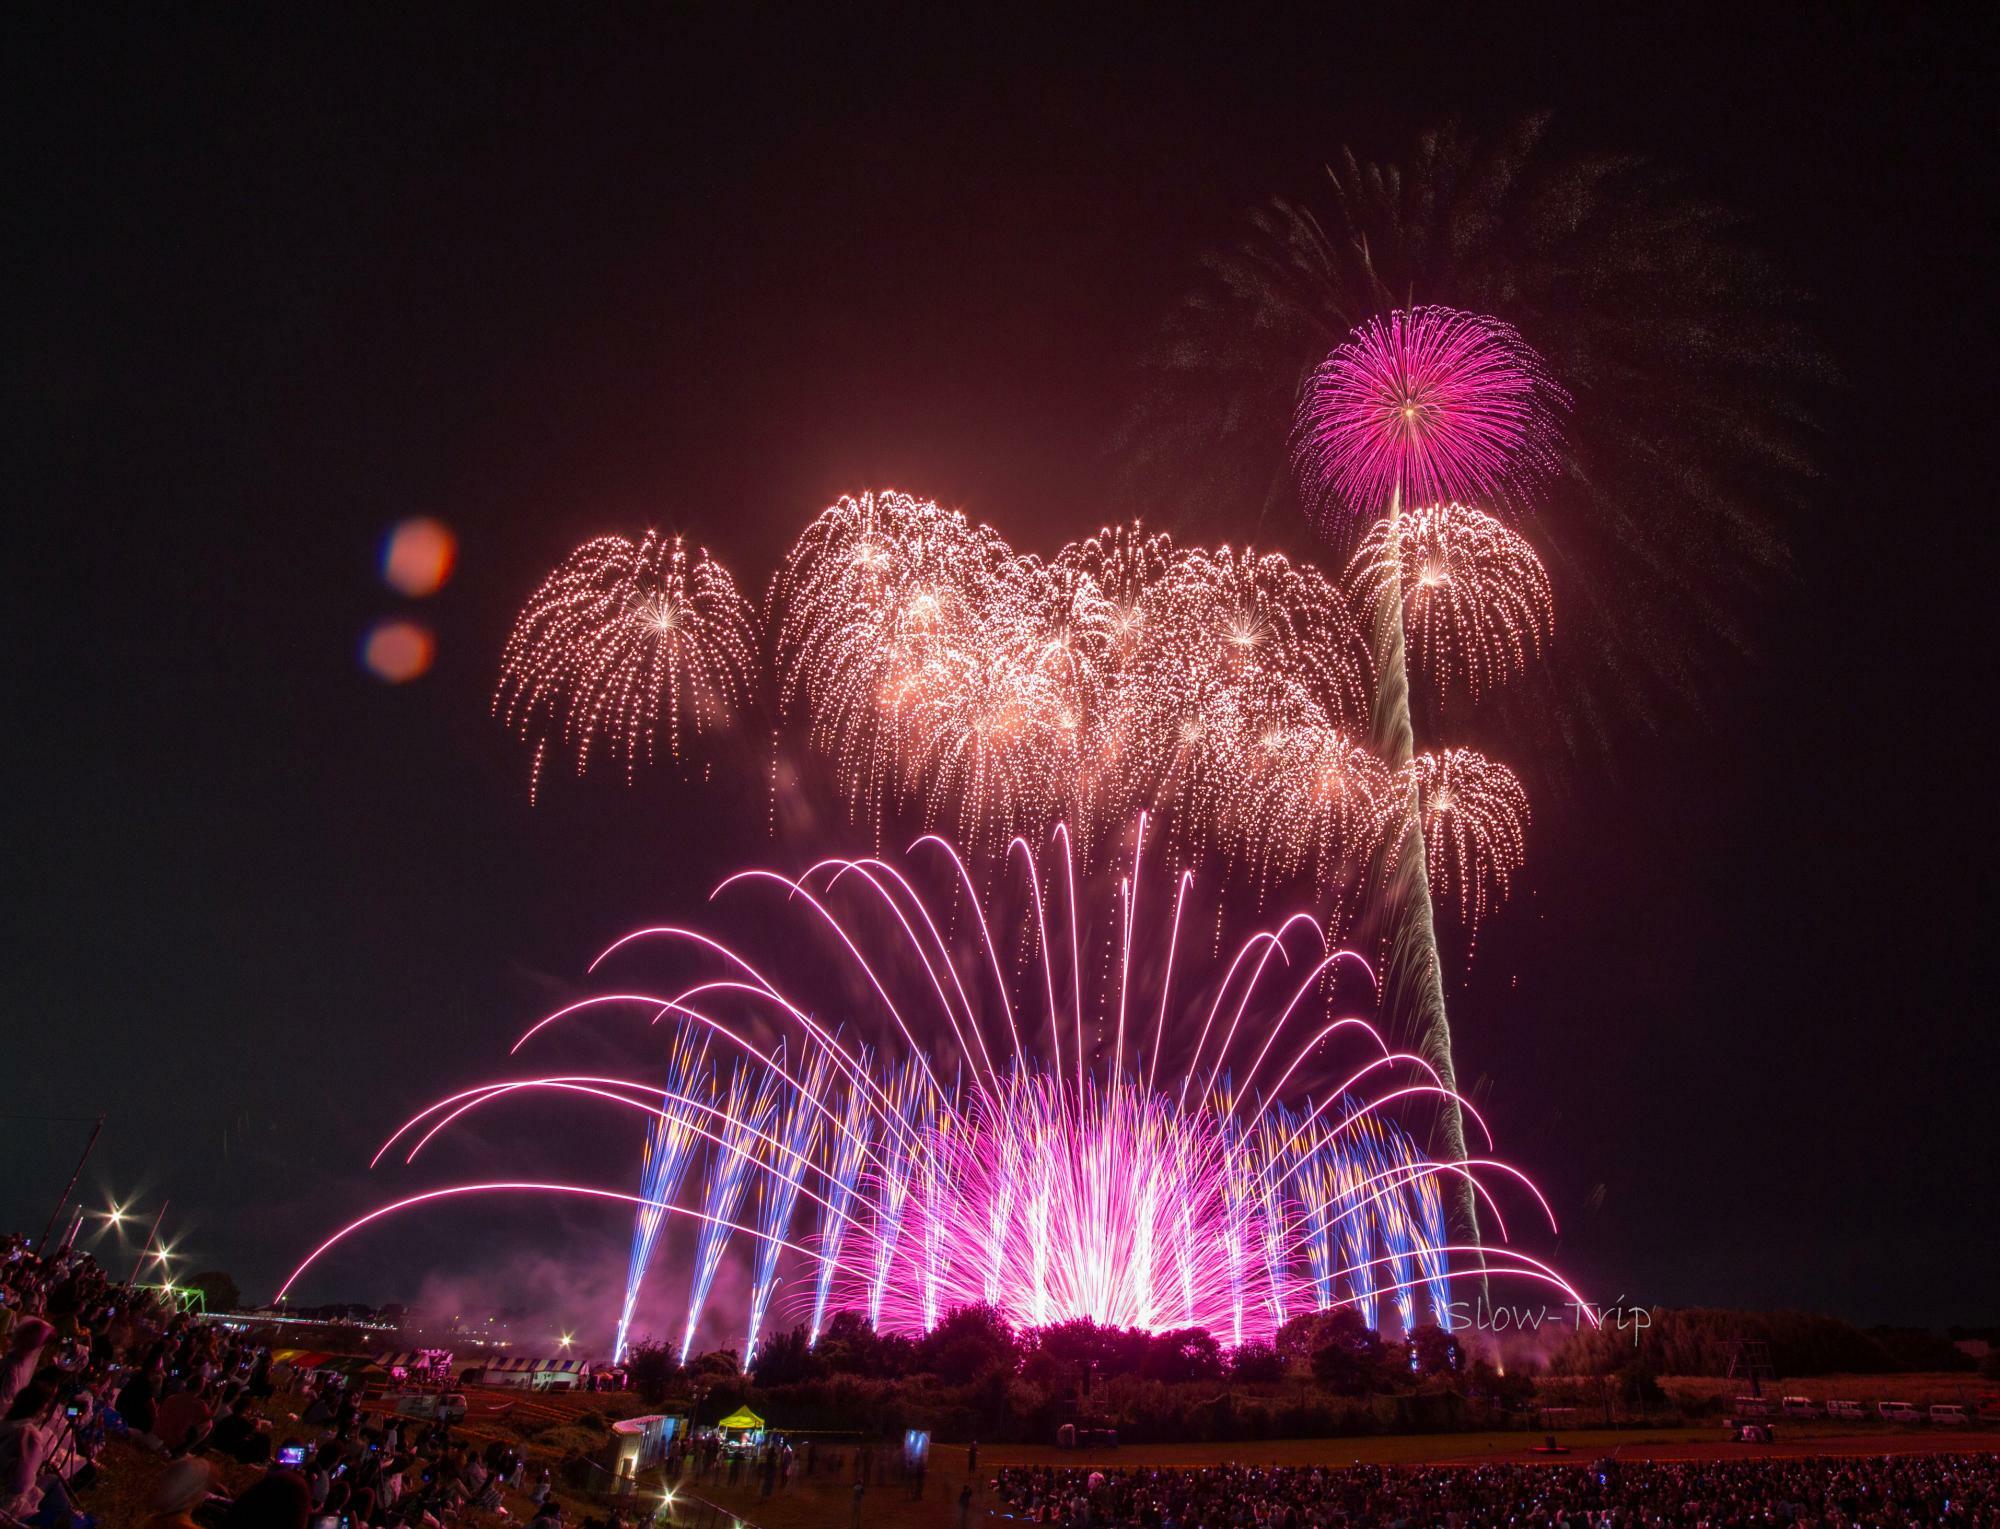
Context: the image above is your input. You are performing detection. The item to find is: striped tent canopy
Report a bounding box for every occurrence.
[477,1355,589,1376]
[379,1350,454,1371]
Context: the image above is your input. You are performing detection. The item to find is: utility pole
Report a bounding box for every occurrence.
[38,1114,104,1256]
[127,1200,170,1286]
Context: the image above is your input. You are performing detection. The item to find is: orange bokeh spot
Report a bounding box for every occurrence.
[363,619,435,683]
[382,517,458,597]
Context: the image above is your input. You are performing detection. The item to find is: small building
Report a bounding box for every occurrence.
[603,1414,681,1482]
[460,1354,591,1391]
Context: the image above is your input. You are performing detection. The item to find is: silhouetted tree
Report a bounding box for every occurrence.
[1308,1310,1392,1395]
[1229,1341,1285,1384]
[184,1270,242,1312]
[917,1303,1019,1378]
[623,1338,680,1403]
[748,1325,820,1386]
[1406,1322,1464,1380]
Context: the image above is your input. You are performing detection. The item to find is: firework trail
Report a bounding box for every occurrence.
[864,1057,926,1330]
[681,1059,777,1362]
[282,821,1589,1354]
[495,532,758,797]
[745,1045,827,1365]
[808,1063,872,1345]
[1289,306,1563,1259]
[613,1024,709,1362]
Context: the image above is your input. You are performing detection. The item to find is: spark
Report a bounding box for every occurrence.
[775,497,1373,881]
[495,532,758,792]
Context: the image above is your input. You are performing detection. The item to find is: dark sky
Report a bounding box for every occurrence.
[9,6,1994,1340]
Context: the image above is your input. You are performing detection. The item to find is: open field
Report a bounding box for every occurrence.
[78,1377,1997,1529]
[665,1427,2000,1529]
[1659,1370,1994,1409]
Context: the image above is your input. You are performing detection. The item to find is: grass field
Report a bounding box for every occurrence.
[78,1376,1997,1529]
[659,1424,2000,1529]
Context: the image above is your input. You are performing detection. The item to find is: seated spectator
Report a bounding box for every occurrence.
[0,1377,61,1522]
[115,1364,164,1450]
[0,1320,54,1413]
[153,1386,213,1456]
[207,1395,269,1466]
[142,1457,215,1529]
[221,1471,310,1529]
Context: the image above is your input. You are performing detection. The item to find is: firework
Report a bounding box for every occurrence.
[1293,306,1565,525]
[495,532,758,795]
[774,498,1378,886]
[772,491,1009,835]
[681,1059,776,1362]
[807,1060,872,1345]
[1391,749,1530,935]
[613,1024,708,1363]
[746,1045,828,1364]
[281,821,1586,1349]
[1352,502,1553,700]
[1123,115,1817,742]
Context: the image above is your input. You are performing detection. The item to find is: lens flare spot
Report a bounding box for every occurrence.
[382,518,458,597]
[363,620,435,683]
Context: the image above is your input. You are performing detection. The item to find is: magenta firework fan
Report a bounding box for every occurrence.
[277,819,1588,1349]
[1292,306,1566,522]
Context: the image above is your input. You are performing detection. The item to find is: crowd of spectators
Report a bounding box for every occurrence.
[1,1232,545,1529]
[992,1454,2000,1527]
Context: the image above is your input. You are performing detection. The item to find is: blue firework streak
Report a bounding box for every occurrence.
[613,1024,708,1362]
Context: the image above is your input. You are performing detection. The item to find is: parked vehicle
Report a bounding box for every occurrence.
[1877,1400,1923,1423]
[1780,1396,1822,1419]
[1733,1396,1772,1417]
[1929,1403,1969,1425]
[392,1391,467,1423]
[1826,1399,1866,1420]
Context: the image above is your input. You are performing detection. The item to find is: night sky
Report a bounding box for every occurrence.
[9,7,1994,1339]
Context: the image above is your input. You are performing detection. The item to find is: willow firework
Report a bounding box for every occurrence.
[1352,502,1553,701]
[773,493,1386,895]
[277,821,1587,1353]
[1392,749,1530,934]
[495,532,759,796]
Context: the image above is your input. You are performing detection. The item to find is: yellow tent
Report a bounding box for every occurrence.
[715,1407,765,1433]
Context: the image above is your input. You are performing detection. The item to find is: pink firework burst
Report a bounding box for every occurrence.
[1293,306,1567,522]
